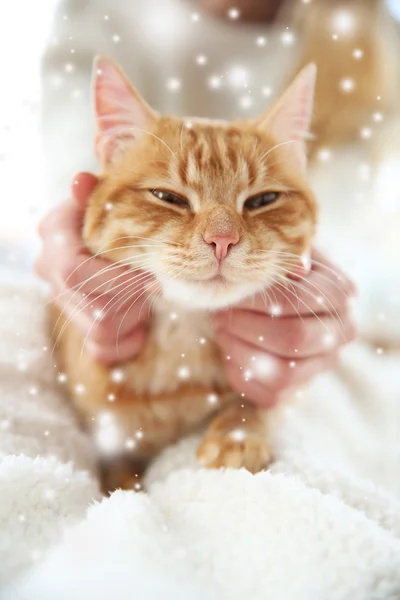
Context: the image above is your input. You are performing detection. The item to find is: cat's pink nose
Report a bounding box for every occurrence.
[203,232,240,262]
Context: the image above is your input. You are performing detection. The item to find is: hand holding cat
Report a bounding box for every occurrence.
[37,172,356,406]
[211,252,357,407]
[35,172,150,364]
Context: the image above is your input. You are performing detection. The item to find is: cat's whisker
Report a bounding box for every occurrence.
[145,286,163,318]
[50,252,159,308]
[263,285,277,311]
[256,250,352,293]
[103,234,183,246]
[83,273,157,343]
[258,157,292,171]
[266,263,346,338]
[269,261,348,332]
[265,254,350,295]
[101,124,177,157]
[103,269,157,317]
[283,277,347,337]
[113,265,183,355]
[137,282,165,323]
[135,265,189,324]
[179,122,185,153]
[269,276,332,336]
[71,262,156,321]
[267,258,339,304]
[261,174,295,204]
[55,246,165,304]
[52,265,157,354]
[39,252,149,316]
[270,274,305,323]
[50,264,136,346]
[50,254,160,337]
[259,140,298,163]
[56,245,172,310]
[78,271,156,358]
[60,238,182,295]
[272,279,310,324]
[250,265,305,323]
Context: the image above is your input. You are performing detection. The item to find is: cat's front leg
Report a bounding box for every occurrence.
[98,455,146,494]
[196,403,273,473]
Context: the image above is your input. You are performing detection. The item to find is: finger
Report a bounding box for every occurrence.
[84,324,148,365]
[38,197,86,250]
[236,260,355,317]
[212,309,356,358]
[38,172,98,246]
[215,330,339,395]
[36,198,88,289]
[71,172,99,209]
[52,251,151,299]
[35,242,86,290]
[37,173,99,278]
[222,363,281,408]
[53,286,150,344]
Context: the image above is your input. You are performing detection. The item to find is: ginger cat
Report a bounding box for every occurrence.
[52,56,318,492]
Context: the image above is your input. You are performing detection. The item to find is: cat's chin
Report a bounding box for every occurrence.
[160,278,264,310]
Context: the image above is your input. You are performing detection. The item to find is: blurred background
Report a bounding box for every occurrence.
[0,0,57,279]
[0,0,399,289]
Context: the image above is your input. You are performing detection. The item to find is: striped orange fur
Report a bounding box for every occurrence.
[52,58,318,492]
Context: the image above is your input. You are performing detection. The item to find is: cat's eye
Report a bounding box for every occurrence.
[151,189,190,208]
[244,192,281,211]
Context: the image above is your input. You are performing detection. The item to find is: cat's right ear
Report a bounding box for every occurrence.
[93,55,159,165]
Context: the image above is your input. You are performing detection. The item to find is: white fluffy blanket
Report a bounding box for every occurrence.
[1,282,400,600]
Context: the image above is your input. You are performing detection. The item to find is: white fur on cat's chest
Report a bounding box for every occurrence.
[124,299,228,396]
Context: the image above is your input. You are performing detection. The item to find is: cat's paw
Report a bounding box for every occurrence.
[196,429,272,473]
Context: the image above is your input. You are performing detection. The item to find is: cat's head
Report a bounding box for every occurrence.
[83,56,318,310]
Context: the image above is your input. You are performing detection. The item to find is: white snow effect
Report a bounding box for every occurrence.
[177,366,191,380]
[331,9,356,36]
[111,369,125,383]
[339,78,356,93]
[252,355,279,381]
[229,428,247,442]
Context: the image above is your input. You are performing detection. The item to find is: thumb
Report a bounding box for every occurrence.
[71,172,99,210]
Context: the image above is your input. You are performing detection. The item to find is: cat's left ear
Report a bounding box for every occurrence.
[93,55,159,165]
[256,63,316,170]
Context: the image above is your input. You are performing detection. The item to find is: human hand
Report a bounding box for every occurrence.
[35,172,151,365]
[211,250,357,407]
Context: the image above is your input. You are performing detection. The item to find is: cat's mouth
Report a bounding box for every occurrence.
[186,273,229,286]
[161,269,264,309]
[204,274,226,284]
